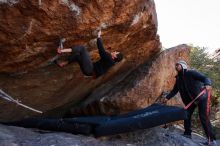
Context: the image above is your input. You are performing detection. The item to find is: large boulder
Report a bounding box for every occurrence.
[0,0,160,73]
[0,0,161,121]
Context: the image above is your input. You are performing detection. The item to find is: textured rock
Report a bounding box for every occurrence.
[0,124,213,146]
[0,0,161,121]
[102,44,190,114]
[0,0,159,73]
[70,45,190,116]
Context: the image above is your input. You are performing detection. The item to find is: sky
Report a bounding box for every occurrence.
[154,0,220,53]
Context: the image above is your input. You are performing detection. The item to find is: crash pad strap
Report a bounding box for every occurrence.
[184,89,206,110]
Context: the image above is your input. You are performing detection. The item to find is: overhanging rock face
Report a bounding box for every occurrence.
[0,0,161,122]
[0,0,160,73]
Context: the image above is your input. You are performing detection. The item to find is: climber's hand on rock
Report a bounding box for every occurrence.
[57,47,62,54]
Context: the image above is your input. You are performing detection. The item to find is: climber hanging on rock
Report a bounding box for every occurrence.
[55,30,123,78]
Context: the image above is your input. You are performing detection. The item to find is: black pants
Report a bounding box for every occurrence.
[184,91,216,141]
[68,46,94,76]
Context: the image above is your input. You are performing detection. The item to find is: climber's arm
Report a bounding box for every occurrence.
[57,47,72,54]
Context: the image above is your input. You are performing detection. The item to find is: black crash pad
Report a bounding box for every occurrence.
[2,104,187,137]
